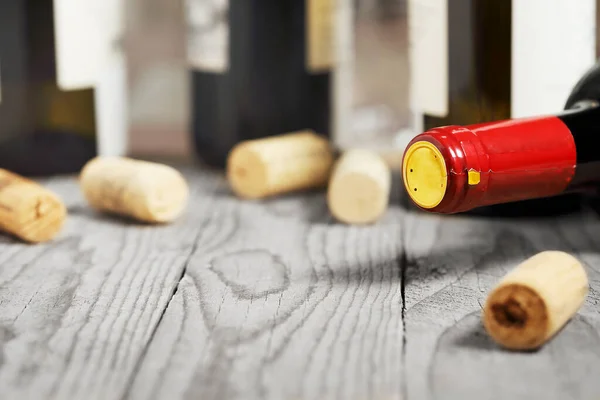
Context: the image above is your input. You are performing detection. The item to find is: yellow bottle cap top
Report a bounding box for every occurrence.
[402,141,448,209]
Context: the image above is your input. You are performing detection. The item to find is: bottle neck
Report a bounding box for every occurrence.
[554,100,600,190]
[402,101,600,213]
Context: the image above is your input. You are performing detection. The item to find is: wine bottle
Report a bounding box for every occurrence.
[0,0,127,177]
[401,59,600,214]
[408,0,596,132]
[186,0,334,168]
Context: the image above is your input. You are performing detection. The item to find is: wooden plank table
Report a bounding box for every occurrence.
[1,163,600,400]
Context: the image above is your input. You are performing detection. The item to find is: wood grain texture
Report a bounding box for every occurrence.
[402,205,600,400]
[129,185,406,400]
[2,166,600,400]
[0,168,220,400]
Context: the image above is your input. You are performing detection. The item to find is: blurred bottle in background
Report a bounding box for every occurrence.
[409,0,597,132]
[185,0,334,169]
[179,0,421,170]
[0,0,127,177]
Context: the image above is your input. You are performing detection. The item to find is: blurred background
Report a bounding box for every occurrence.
[125,0,600,160]
[2,0,600,175]
[125,0,413,162]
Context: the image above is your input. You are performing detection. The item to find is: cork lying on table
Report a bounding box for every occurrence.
[0,169,67,243]
[226,130,335,199]
[79,157,189,223]
[327,149,391,224]
[483,250,589,350]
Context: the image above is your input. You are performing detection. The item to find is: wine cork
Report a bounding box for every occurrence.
[0,169,67,243]
[483,251,589,350]
[226,130,335,199]
[79,157,189,223]
[327,149,391,224]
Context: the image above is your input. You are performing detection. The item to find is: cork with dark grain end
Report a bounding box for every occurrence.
[483,251,588,350]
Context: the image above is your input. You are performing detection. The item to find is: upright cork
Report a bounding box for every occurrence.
[483,251,589,350]
[327,149,391,224]
[226,130,335,199]
[0,169,67,243]
[79,157,189,223]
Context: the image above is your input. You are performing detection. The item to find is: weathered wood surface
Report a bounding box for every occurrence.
[1,166,600,400]
[0,170,218,400]
[402,209,600,400]
[129,182,405,400]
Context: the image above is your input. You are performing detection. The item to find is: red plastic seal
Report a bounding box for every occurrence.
[403,116,577,213]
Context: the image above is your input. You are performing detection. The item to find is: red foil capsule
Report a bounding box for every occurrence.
[402,116,578,214]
